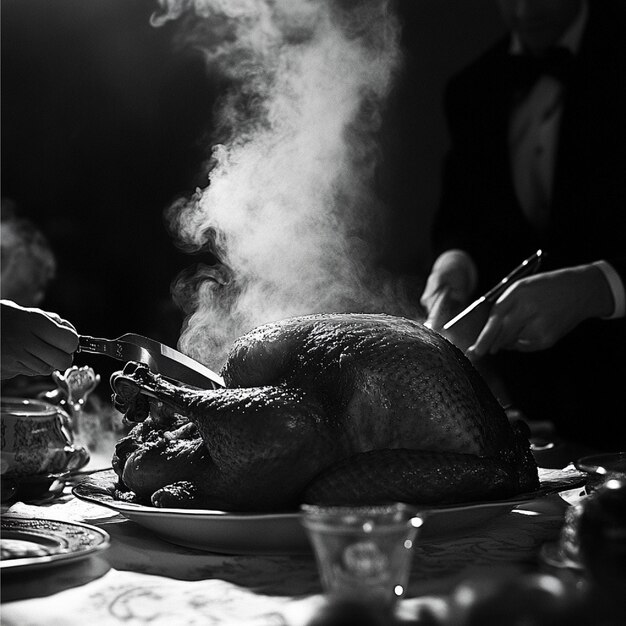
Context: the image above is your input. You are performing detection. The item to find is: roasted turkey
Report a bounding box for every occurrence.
[111,313,538,511]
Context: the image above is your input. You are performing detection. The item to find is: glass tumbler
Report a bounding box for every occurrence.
[575,452,626,494]
[300,502,423,610]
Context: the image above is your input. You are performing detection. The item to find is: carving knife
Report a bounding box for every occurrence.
[443,249,544,333]
[77,333,225,389]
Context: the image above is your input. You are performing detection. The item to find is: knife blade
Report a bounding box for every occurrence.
[77,333,225,389]
[443,249,544,332]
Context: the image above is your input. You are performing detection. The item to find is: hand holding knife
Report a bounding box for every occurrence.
[443,249,544,332]
[432,250,544,353]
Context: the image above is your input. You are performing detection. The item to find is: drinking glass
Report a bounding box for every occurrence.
[300,502,423,610]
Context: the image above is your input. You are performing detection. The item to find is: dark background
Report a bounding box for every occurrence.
[1,0,504,349]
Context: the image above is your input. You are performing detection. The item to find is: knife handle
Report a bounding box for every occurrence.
[77,336,125,360]
[482,249,544,303]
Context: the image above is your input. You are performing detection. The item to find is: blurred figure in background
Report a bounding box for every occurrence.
[1,198,56,307]
[421,0,625,451]
[1,200,78,381]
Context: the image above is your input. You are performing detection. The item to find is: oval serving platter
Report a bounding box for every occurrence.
[72,467,584,555]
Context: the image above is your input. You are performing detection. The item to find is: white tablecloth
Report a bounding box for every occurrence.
[1,483,576,625]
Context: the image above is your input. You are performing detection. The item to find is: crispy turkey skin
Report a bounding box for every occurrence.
[111,313,538,510]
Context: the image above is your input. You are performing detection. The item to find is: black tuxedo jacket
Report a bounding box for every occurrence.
[431,0,625,450]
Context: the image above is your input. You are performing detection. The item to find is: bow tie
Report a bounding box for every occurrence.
[507,47,576,93]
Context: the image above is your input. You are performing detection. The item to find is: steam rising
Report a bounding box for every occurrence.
[153,0,418,368]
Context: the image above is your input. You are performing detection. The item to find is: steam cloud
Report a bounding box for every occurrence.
[153,0,419,368]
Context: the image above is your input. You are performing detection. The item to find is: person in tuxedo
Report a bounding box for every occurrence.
[421,0,625,451]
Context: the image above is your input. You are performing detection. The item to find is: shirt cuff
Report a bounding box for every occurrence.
[592,260,626,319]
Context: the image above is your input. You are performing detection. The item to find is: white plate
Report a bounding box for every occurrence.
[0,517,110,573]
[72,467,584,555]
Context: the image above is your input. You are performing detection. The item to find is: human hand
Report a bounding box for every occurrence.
[467,265,615,357]
[1,300,79,379]
[421,250,477,330]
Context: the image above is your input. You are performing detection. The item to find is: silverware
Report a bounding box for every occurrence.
[77,333,225,389]
[443,249,544,332]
